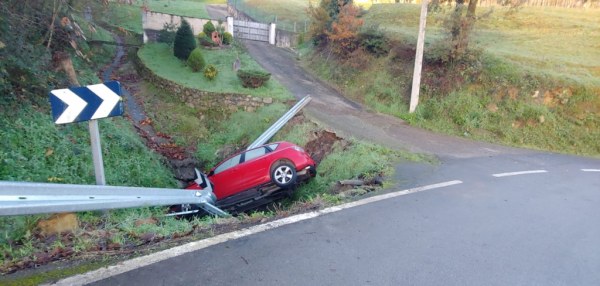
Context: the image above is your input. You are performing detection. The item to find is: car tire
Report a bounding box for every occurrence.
[271,162,297,188]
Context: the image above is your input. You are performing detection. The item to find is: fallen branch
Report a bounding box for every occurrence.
[338,179,364,186]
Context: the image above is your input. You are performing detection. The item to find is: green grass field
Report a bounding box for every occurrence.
[146,0,225,18]
[365,4,600,86]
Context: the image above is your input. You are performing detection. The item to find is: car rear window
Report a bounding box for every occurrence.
[267,143,279,151]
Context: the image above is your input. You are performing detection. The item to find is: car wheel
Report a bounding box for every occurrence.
[271,162,297,188]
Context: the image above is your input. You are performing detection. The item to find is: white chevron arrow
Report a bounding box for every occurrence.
[51,89,87,124]
[87,83,121,120]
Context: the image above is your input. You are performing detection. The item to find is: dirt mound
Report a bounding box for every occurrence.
[304,130,347,165]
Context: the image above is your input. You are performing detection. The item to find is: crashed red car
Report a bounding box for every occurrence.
[183,141,316,213]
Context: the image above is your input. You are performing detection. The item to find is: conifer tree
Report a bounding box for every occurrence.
[174,20,196,60]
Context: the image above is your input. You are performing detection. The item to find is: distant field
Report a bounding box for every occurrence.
[235,0,311,32]
[103,0,226,33]
[146,0,225,18]
[365,4,600,86]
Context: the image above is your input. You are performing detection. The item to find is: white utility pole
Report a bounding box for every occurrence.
[409,0,429,113]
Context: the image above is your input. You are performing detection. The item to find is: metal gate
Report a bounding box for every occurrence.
[233,20,270,42]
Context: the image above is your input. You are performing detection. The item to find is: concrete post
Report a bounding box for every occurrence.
[409,0,428,113]
[269,23,276,45]
[227,16,234,37]
[142,10,148,43]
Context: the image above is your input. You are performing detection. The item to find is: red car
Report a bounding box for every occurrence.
[185,141,316,213]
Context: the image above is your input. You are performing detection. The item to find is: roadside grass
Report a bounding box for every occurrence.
[292,140,433,202]
[136,83,211,147]
[0,107,176,187]
[137,42,292,100]
[0,107,179,269]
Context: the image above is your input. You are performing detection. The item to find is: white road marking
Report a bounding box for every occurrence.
[492,170,548,177]
[582,169,600,172]
[47,180,463,286]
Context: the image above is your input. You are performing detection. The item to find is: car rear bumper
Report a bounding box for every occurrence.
[297,165,317,178]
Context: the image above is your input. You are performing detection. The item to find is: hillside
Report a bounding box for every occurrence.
[292,3,600,156]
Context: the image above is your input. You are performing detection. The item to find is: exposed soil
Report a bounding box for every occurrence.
[304,129,347,165]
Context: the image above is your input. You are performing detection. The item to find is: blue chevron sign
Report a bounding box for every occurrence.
[49,81,124,124]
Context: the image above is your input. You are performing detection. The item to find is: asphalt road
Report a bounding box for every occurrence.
[88,152,600,286]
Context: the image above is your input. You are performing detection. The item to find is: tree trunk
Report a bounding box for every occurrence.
[467,0,478,19]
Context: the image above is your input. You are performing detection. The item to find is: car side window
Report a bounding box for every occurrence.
[243,147,267,163]
[213,154,242,175]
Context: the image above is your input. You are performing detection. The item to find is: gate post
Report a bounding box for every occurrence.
[269,22,276,45]
[227,16,234,38]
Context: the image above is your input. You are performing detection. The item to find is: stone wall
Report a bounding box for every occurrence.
[133,50,274,113]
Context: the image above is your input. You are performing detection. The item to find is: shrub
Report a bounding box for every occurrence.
[197,32,206,39]
[187,48,206,72]
[222,32,233,45]
[199,35,217,47]
[158,23,177,45]
[204,64,218,80]
[237,69,271,88]
[203,21,216,36]
[358,25,389,57]
[174,20,197,60]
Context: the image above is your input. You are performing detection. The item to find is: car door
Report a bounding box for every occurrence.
[209,154,242,199]
[236,146,270,190]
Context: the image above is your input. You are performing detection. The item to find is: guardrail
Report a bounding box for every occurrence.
[247,95,311,150]
[0,171,227,217]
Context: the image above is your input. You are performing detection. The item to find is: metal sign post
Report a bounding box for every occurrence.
[89,120,106,185]
[49,81,124,185]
